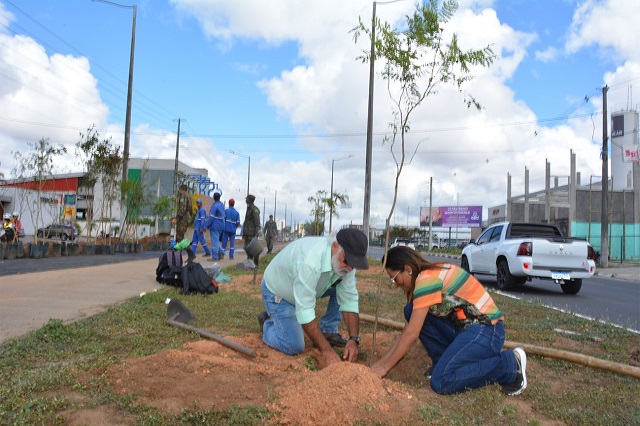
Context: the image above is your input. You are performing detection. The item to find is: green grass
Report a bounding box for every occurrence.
[1,260,639,425]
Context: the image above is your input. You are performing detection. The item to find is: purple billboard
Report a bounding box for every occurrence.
[420,206,482,228]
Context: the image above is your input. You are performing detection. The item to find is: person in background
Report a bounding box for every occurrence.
[373,246,527,396]
[1,213,16,243]
[242,194,261,264]
[257,228,369,365]
[264,214,278,254]
[206,191,225,261]
[172,184,192,242]
[222,198,241,260]
[11,211,22,241]
[190,198,211,257]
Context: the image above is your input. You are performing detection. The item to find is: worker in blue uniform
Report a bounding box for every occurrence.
[190,198,211,257]
[206,191,226,260]
[222,198,241,260]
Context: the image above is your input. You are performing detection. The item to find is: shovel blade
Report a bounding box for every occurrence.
[167,298,196,324]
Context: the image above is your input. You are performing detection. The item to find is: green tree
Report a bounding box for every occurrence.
[75,126,121,241]
[306,190,327,236]
[306,189,349,236]
[352,0,495,359]
[120,161,156,243]
[152,194,174,221]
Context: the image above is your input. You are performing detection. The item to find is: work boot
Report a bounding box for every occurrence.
[323,333,347,348]
[258,311,270,334]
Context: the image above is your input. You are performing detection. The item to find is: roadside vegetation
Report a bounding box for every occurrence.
[0,255,638,425]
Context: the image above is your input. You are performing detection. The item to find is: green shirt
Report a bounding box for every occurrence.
[263,236,359,325]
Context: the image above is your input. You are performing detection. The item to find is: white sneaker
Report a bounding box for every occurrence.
[503,347,527,396]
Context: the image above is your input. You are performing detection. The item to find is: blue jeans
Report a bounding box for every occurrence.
[221,231,236,259]
[260,279,342,355]
[404,303,519,394]
[190,229,211,255]
[208,228,222,260]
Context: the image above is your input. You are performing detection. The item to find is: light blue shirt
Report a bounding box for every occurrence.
[263,236,359,325]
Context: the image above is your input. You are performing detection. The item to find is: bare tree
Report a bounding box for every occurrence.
[352,0,496,362]
[12,138,67,243]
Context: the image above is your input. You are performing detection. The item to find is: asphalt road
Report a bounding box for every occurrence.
[6,247,634,331]
[0,250,160,277]
[369,247,640,333]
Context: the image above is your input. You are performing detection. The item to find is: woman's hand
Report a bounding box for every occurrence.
[370,362,387,378]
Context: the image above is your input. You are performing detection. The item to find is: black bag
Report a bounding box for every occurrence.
[156,249,183,286]
[181,259,219,295]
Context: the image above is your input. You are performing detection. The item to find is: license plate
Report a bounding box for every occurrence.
[551,272,571,280]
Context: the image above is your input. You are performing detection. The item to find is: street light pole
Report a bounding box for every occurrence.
[93,0,136,200]
[229,151,250,196]
[330,154,354,233]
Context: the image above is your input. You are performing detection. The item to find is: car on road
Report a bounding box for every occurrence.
[461,221,595,294]
[390,238,415,250]
[37,224,78,241]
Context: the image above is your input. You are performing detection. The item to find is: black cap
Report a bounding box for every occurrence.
[336,228,369,270]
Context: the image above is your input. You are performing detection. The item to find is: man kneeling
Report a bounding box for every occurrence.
[258,228,369,365]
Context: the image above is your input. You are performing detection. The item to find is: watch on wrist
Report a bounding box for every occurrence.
[348,336,360,345]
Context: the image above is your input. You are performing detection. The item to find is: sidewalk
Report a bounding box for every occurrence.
[0,246,260,344]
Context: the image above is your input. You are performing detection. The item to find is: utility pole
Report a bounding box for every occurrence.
[363,2,377,241]
[601,86,609,267]
[428,177,433,249]
[173,118,184,197]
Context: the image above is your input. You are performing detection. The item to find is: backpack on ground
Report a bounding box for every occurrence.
[156,249,183,286]
[181,258,219,295]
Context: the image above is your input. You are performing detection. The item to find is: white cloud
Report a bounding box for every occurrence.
[566,0,640,62]
[0,0,623,231]
[535,46,560,63]
[0,26,109,176]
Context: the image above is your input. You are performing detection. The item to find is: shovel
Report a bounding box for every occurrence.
[245,237,263,285]
[165,298,256,358]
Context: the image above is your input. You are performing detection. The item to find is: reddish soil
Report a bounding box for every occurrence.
[104,333,424,425]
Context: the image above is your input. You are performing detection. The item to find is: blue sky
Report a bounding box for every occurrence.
[1,0,638,231]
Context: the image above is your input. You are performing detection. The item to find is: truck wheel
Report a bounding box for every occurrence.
[561,279,582,295]
[460,256,472,274]
[496,260,516,291]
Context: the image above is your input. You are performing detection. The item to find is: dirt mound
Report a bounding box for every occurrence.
[106,333,423,425]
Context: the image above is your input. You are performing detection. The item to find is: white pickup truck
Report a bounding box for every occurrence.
[460,222,596,294]
[390,238,415,250]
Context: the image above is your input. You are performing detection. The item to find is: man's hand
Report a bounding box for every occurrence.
[302,321,341,366]
[322,348,341,365]
[342,340,359,362]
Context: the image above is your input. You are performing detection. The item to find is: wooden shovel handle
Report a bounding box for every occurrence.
[359,313,640,379]
[167,319,256,358]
